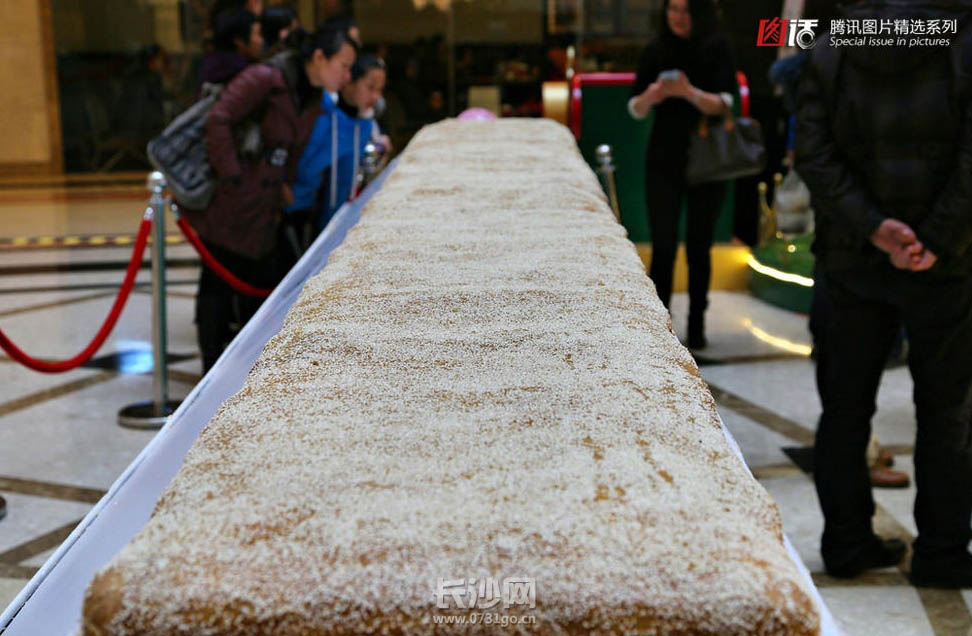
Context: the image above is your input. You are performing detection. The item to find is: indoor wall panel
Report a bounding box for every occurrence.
[0,0,61,175]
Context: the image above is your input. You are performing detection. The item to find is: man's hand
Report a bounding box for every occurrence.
[870,218,937,271]
[887,240,924,270]
[871,218,916,253]
[909,248,938,271]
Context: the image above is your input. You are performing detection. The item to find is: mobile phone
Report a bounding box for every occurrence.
[658,69,681,82]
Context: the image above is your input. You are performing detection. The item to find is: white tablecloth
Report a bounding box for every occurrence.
[1,158,837,635]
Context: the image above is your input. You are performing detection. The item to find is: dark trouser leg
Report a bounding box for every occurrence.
[733,172,760,248]
[233,250,276,333]
[814,271,900,562]
[195,242,274,374]
[901,275,972,559]
[195,263,234,374]
[808,268,827,346]
[645,168,682,308]
[808,268,830,366]
[276,208,312,283]
[684,180,726,319]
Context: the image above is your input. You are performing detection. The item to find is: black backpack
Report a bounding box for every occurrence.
[146,82,224,210]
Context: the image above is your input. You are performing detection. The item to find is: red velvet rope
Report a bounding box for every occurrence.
[175,217,272,298]
[736,70,751,118]
[569,73,583,139]
[0,218,153,373]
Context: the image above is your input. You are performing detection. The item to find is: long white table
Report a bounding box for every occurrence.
[0,158,837,635]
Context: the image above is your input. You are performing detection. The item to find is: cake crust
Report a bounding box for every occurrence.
[83,119,820,635]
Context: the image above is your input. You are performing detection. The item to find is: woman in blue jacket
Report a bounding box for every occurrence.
[283,60,373,259]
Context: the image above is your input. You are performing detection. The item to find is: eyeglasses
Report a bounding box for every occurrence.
[667,5,690,16]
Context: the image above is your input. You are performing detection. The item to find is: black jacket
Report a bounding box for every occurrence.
[632,32,737,171]
[795,1,972,274]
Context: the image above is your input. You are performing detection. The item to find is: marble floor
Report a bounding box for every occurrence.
[0,188,970,633]
[0,185,204,622]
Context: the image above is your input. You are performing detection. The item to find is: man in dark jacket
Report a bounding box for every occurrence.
[795,1,972,587]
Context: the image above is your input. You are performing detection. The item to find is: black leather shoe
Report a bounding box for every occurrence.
[0,495,6,521]
[825,537,906,578]
[910,551,972,589]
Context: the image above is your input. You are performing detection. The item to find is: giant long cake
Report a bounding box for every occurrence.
[83,119,820,634]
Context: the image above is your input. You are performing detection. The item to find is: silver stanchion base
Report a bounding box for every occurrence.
[118,400,181,430]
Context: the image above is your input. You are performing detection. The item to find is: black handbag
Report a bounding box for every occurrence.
[685,115,766,185]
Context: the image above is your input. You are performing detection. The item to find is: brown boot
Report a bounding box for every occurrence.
[870,466,910,488]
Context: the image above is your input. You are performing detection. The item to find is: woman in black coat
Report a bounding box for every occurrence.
[628,0,737,349]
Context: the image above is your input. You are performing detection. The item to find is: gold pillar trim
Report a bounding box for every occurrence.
[0,0,63,176]
[542,81,569,125]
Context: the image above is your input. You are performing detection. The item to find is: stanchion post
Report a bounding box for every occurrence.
[757,181,781,247]
[362,143,379,184]
[118,171,181,429]
[596,144,621,223]
[150,173,168,417]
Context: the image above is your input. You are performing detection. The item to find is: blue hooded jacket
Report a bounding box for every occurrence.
[287,91,373,229]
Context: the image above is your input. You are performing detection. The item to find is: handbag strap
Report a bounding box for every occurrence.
[696,114,735,138]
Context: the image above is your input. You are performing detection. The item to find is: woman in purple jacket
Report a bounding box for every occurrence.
[182,24,356,372]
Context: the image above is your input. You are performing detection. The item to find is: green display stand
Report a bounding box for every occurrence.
[749,234,816,314]
[573,76,735,243]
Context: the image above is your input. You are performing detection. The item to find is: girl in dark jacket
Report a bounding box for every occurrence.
[182,25,357,373]
[628,0,737,349]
